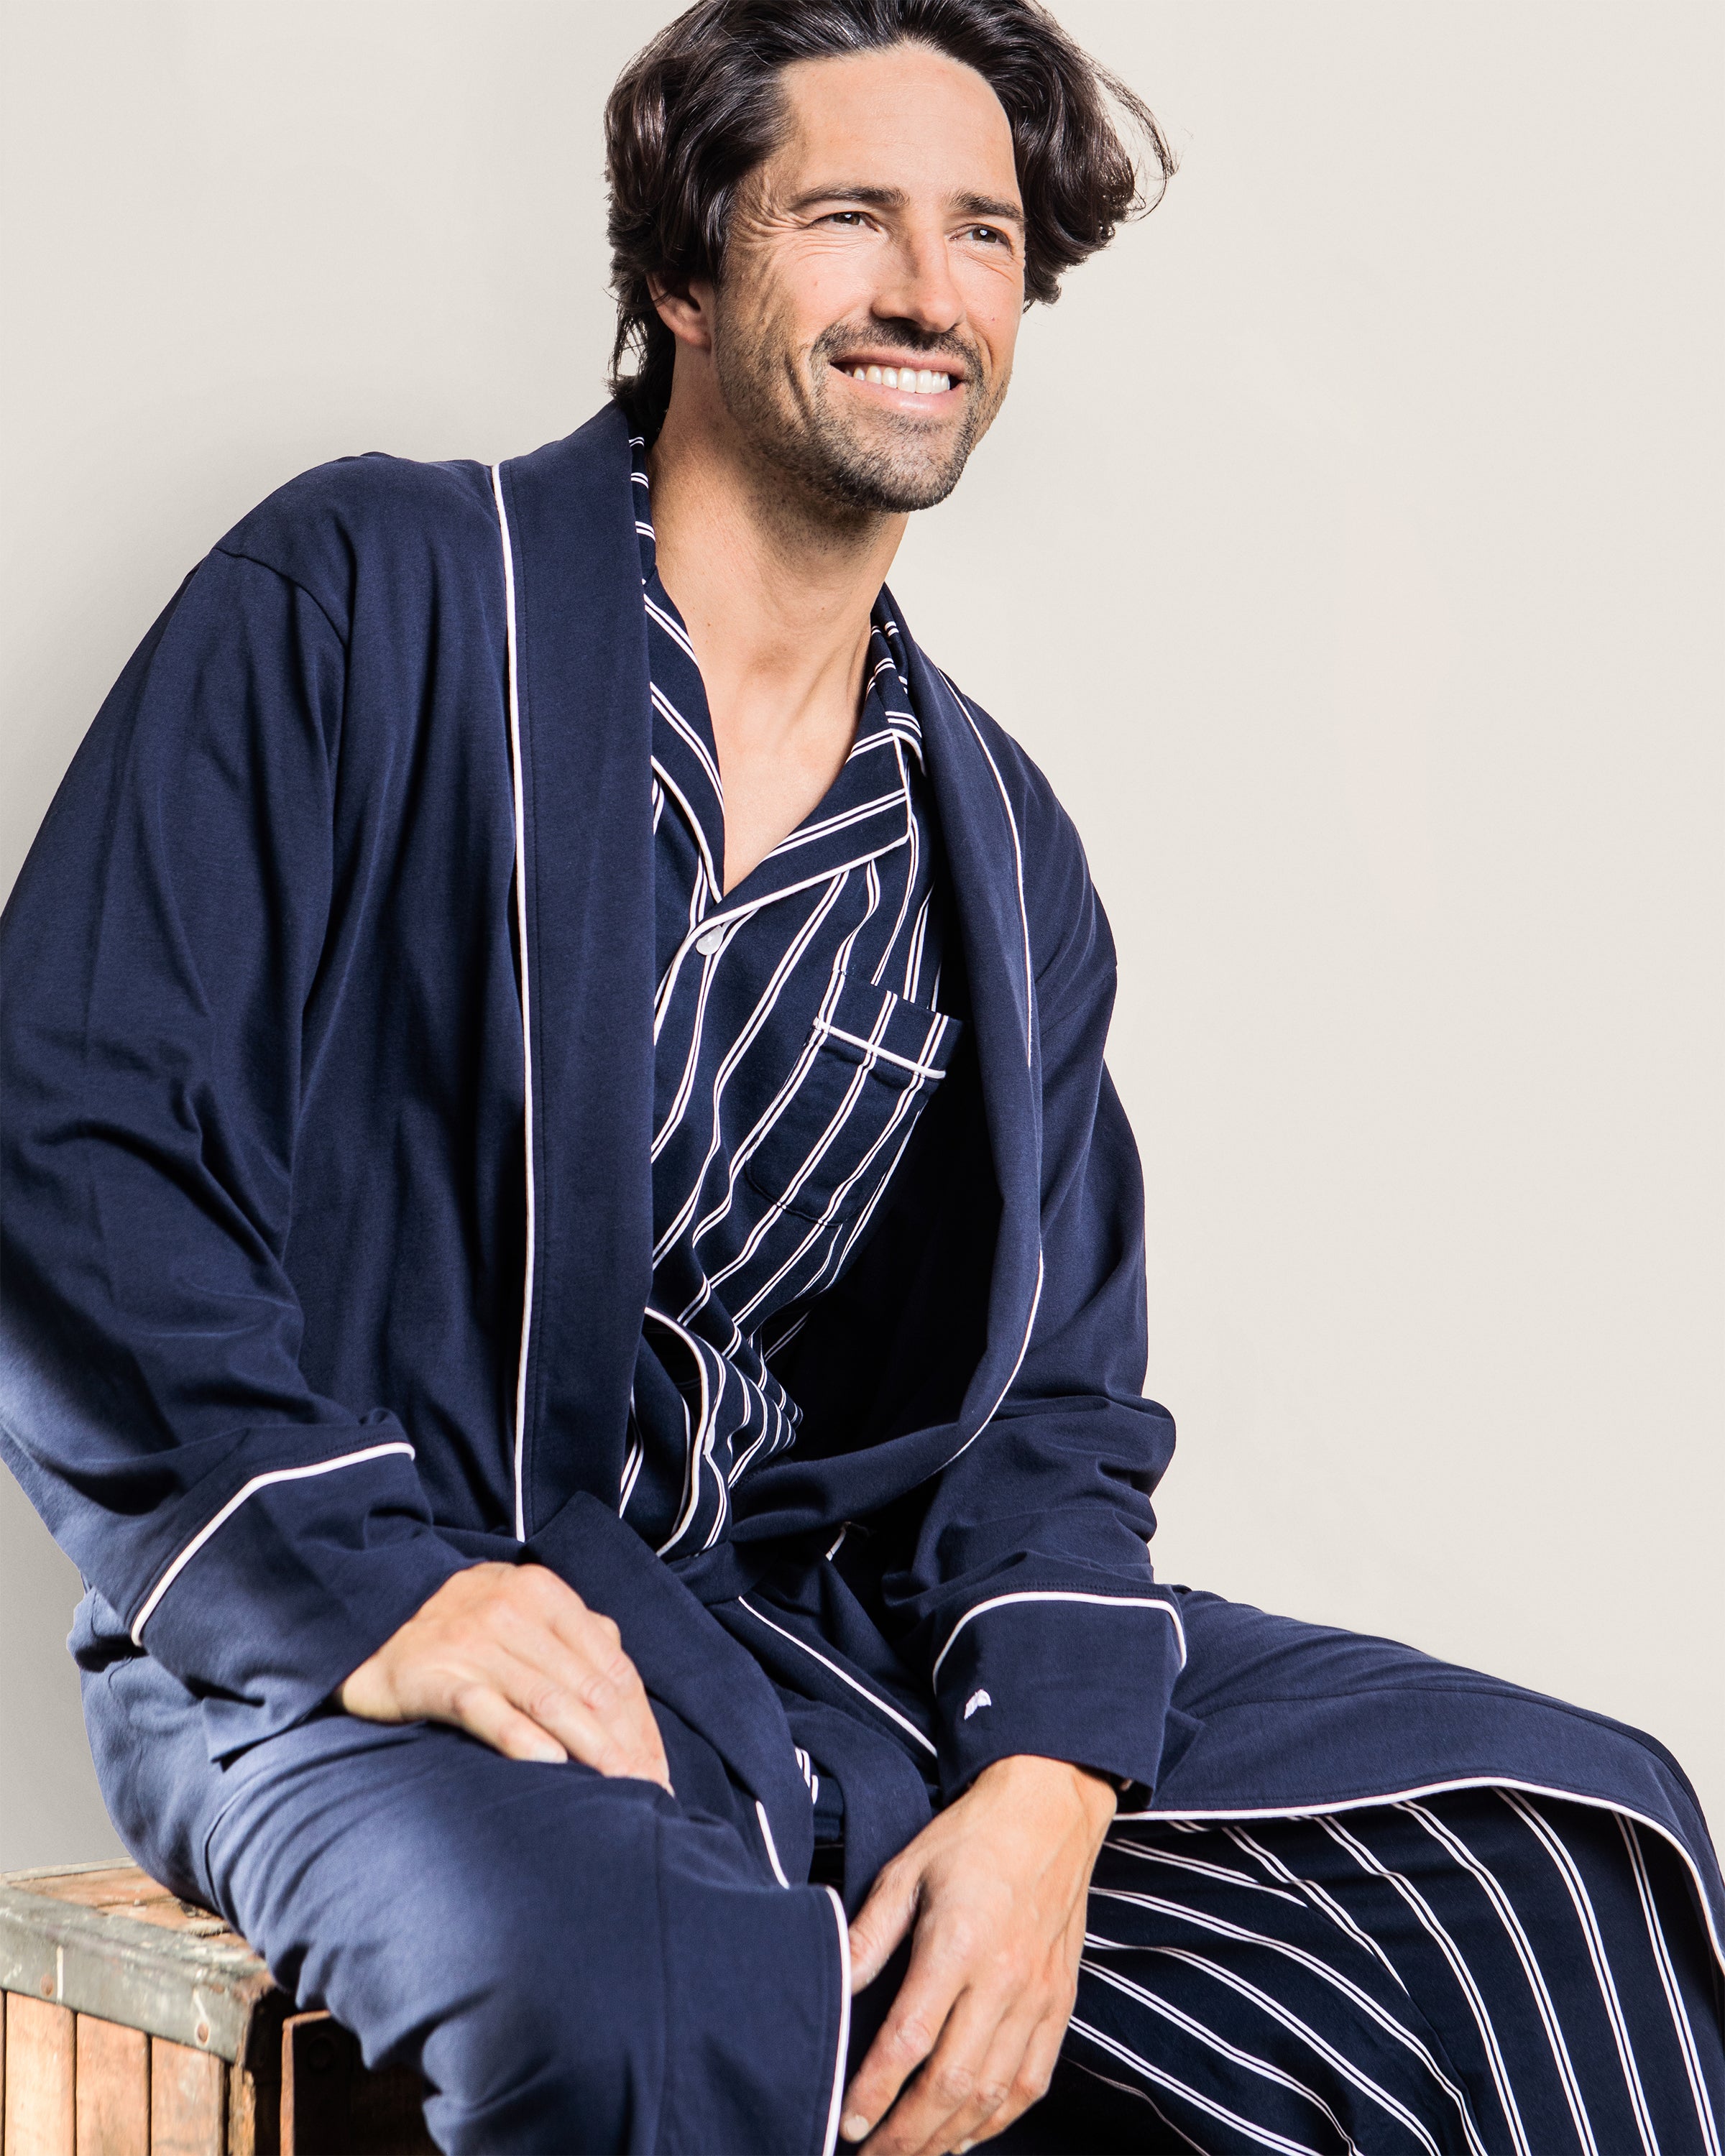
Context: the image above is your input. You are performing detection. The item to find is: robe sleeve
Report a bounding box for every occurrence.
[890,782,1184,1805]
[0,545,472,1746]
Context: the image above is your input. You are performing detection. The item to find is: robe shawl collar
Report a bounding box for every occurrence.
[495,404,1044,1554]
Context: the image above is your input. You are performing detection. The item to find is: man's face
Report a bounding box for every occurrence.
[702,43,1026,514]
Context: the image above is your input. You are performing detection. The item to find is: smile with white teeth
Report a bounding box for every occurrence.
[846,364,953,396]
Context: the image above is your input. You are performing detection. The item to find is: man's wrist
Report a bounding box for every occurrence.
[975,1752,1119,1834]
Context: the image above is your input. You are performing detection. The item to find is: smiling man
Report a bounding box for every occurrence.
[4,4,1723,2154]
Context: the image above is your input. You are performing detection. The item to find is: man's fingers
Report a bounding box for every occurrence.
[862,1977,1041,2156]
[493,1604,670,1784]
[942,1999,1066,2153]
[862,1986,996,2156]
[336,1652,399,1724]
[546,1590,635,1692]
[833,1757,1105,2153]
[488,1650,671,1787]
[495,1572,629,1705]
[514,1569,628,1680]
[438,1679,568,1766]
[336,1565,673,1789]
[461,1568,671,1789]
[848,1859,922,1993]
[842,1916,964,2144]
[990,2007,1068,2144]
[438,1659,670,1787]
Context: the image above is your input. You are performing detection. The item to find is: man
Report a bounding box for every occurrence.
[2,2,1721,2150]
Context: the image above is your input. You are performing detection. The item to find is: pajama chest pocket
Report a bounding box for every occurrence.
[742,972,963,1224]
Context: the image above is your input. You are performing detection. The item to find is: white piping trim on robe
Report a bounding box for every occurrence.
[1116,1774,1725,1984]
[930,1588,1188,1689]
[755,1799,791,1888]
[489,462,534,1543]
[737,1595,938,1759]
[821,1885,853,2156]
[129,1441,417,1643]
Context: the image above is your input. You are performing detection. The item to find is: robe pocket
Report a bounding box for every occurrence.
[742,973,964,1224]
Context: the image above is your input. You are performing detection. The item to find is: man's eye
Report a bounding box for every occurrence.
[967,226,1008,247]
[825,211,869,228]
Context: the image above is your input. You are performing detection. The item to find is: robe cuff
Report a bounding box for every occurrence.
[929,1590,1187,1803]
[127,1436,473,1759]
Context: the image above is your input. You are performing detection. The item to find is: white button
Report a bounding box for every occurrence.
[696,926,725,956]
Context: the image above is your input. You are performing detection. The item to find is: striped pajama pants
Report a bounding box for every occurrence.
[1037,1789,1724,2155]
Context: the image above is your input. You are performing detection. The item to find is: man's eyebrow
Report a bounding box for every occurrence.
[784,183,1025,227]
[785,183,908,213]
[953,193,1025,226]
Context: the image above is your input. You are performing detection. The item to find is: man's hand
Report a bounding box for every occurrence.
[338,1562,673,1792]
[841,1754,1116,2156]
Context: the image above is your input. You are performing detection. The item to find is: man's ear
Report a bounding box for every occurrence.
[649,274,717,355]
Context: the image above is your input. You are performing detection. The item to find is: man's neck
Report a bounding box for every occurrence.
[645,384,908,892]
[646,395,904,755]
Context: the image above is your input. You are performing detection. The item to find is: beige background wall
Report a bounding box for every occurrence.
[2,1,1719,1869]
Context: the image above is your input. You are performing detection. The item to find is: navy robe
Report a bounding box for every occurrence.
[2,402,1719,1975]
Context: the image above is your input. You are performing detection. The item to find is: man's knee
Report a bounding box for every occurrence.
[373,1793,847,2156]
[207,1728,845,2154]
[413,1800,669,2154]
[206,1733,845,2156]
[208,1730,674,2146]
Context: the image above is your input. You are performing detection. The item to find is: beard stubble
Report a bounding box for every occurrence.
[712,300,995,518]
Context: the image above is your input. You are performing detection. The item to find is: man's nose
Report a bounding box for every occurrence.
[872,226,963,337]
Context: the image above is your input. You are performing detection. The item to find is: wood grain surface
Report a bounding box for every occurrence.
[148,2040,224,2156]
[74,2016,150,2156]
[5,1994,75,2156]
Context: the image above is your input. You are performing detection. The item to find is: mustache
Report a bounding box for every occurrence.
[811,321,981,374]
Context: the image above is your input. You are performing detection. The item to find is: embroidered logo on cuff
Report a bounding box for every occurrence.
[962,1689,993,1720]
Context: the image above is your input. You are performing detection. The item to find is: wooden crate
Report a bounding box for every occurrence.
[0,1864,432,2155]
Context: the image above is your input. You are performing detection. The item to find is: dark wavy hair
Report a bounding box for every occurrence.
[604,0,1172,433]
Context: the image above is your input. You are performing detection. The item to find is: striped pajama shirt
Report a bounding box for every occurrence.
[626,434,960,1562]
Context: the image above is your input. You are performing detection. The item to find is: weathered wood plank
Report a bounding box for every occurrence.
[6,1876,160,1915]
[149,2041,224,2156]
[3,1874,417,2156]
[224,2058,277,2156]
[5,1995,75,2156]
[0,1871,141,1892]
[73,2016,148,2156]
[10,1874,226,1945]
[0,1885,273,2065]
